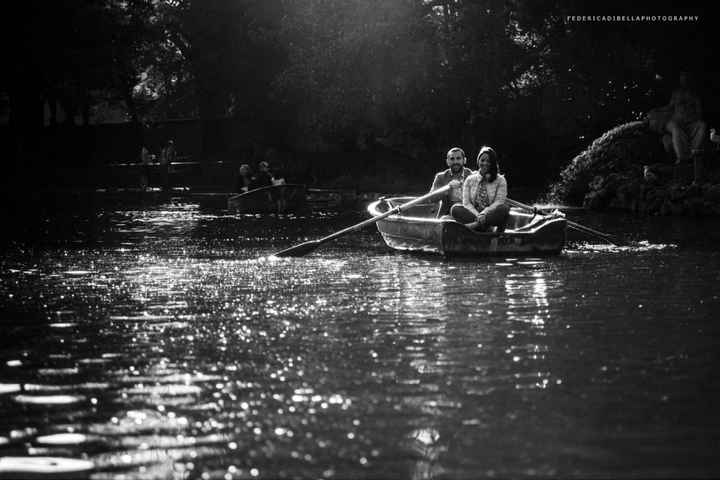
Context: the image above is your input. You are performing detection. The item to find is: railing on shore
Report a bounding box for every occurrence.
[92,161,421,211]
[101,159,237,192]
[106,156,204,168]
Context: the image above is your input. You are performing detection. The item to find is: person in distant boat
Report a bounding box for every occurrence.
[235,164,253,193]
[664,73,707,177]
[251,161,273,189]
[450,146,509,231]
[429,147,473,217]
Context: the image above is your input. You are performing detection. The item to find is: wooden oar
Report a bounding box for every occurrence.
[274,185,451,257]
[506,198,622,246]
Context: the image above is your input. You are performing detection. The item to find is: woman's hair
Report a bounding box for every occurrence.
[476,146,499,182]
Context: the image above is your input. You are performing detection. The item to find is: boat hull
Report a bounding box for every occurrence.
[227,184,307,213]
[368,198,566,256]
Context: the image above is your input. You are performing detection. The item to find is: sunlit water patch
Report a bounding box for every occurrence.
[0,456,94,476]
[1,201,719,478]
[13,394,86,405]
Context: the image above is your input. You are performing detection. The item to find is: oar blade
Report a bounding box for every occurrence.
[566,221,623,246]
[273,240,320,257]
[507,197,623,246]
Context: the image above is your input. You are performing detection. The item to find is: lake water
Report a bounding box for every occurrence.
[1,198,719,479]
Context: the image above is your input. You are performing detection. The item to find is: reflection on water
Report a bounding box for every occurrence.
[1,202,720,478]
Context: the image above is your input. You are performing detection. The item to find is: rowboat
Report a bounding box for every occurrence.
[227,184,307,213]
[367,196,567,256]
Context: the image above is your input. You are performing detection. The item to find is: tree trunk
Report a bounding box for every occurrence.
[123,80,145,158]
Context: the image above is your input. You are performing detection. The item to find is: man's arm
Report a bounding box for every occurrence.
[430,173,443,192]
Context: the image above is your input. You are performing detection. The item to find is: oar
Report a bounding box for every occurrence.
[506,198,622,246]
[274,185,451,257]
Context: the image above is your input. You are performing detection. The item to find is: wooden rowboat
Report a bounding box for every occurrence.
[367,196,567,256]
[227,184,307,213]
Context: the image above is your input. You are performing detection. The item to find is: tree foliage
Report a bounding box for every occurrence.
[3,0,716,183]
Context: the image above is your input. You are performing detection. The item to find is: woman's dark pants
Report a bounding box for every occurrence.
[450,203,510,230]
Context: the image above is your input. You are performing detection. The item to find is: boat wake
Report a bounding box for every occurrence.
[569,240,678,253]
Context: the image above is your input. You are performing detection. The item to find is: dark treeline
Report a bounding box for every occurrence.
[1,0,717,189]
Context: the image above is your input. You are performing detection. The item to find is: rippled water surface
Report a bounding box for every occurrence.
[1,200,720,479]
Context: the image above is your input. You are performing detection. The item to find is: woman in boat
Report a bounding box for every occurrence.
[450,146,510,231]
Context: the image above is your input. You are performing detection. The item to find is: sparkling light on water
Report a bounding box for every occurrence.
[1,202,719,478]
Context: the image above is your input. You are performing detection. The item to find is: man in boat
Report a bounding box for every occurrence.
[251,161,273,189]
[139,145,154,190]
[450,146,510,231]
[429,147,473,217]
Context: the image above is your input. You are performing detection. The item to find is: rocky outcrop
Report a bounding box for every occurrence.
[545,121,720,216]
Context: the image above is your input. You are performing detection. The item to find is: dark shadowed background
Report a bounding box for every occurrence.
[1,0,716,192]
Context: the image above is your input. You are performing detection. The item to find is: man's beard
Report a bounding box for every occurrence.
[450,164,462,174]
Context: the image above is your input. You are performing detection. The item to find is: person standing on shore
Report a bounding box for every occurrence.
[662,72,707,183]
[159,140,176,191]
[664,73,706,163]
[139,145,153,189]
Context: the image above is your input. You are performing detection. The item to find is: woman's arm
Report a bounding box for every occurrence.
[489,176,507,208]
[462,176,482,218]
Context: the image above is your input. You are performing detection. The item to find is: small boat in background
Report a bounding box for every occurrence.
[367,196,567,256]
[227,184,307,213]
